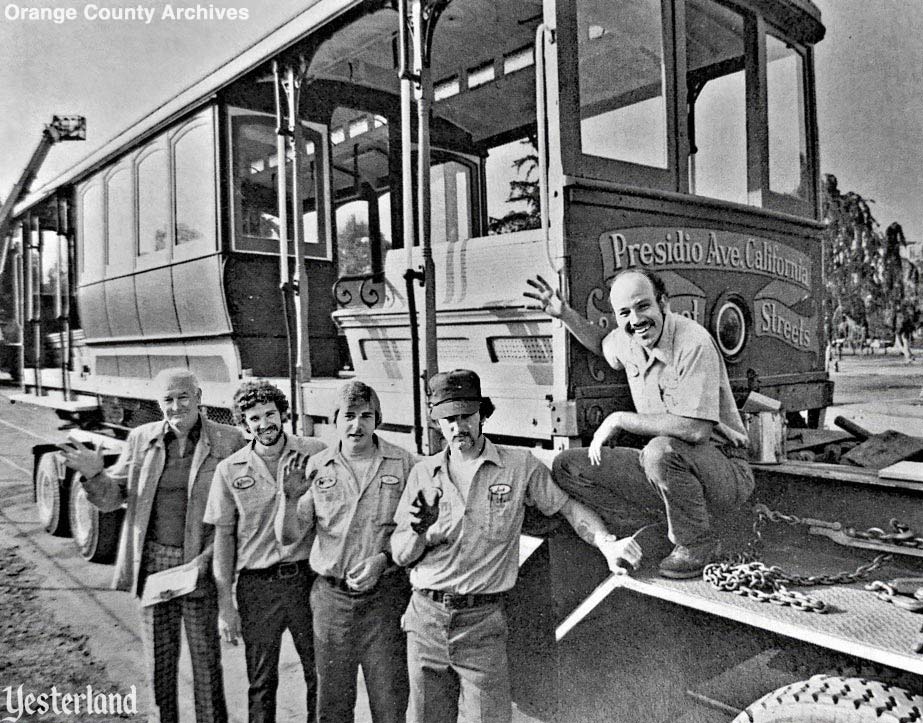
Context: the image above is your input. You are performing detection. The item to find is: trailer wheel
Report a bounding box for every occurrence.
[68,474,121,563]
[732,675,923,722]
[35,452,70,536]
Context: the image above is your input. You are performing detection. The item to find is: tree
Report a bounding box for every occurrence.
[822,175,920,359]
[487,134,541,235]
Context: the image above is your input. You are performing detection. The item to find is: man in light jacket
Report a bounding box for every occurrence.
[59,368,245,723]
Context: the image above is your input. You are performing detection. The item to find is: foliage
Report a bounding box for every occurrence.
[822,174,921,340]
[487,135,542,235]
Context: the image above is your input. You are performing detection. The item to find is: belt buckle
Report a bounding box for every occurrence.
[277,562,300,580]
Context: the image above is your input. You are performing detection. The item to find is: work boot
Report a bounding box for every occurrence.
[658,537,721,579]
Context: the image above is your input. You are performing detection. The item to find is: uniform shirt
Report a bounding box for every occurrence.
[204,433,326,571]
[391,439,568,595]
[602,310,749,448]
[293,437,417,579]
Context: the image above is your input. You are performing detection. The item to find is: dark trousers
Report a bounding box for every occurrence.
[310,573,411,723]
[140,541,226,723]
[237,563,317,723]
[552,436,755,546]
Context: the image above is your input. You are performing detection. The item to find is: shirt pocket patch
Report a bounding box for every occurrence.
[376,476,404,526]
[487,484,516,541]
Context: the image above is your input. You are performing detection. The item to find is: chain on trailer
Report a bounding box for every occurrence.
[702,503,922,614]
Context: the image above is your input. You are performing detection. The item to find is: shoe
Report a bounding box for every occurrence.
[657,538,721,579]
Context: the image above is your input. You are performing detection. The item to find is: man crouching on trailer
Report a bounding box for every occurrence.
[525,269,755,578]
[57,368,246,723]
[205,380,326,723]
[391,369,641,723]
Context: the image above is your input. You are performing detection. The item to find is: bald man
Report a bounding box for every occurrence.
[526,270,754,579]
[59,368,246,723]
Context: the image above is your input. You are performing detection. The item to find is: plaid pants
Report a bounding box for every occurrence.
[140,541,227,723]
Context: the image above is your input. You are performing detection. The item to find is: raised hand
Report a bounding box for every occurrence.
[409,488,441,535]
[281,453,312,499]
[524,275,565,319]
[56,440,105,479]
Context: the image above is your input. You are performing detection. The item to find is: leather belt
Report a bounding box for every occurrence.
[241,559,311,580]
[718,444,750,460]
[417,588,505,610]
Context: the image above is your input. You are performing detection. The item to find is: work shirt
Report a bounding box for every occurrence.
[602,310,749,448]
[391,439,568,595]
[147,421,200,547]
[291,437,417,579]
[204,433,326,572]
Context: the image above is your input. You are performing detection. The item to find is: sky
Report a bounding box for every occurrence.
[0,0,920,245]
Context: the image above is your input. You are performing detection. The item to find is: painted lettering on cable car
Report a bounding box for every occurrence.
[598,228,812,290]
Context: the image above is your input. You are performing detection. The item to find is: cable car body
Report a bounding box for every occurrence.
[7,0,923,719]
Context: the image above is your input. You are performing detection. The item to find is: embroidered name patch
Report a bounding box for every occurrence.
[232,475,255,490]
[380,475,400,486]
[315,476,337,490]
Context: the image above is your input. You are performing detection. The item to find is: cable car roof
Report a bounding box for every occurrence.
[12,0,823,218]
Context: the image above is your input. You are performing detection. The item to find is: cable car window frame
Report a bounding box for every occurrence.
[554,0,819,222]
[557,0,680,191]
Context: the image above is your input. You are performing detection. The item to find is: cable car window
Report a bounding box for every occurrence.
[686,0,747,204]
[486,137,540,234]
[137,147,169,256]
[232,112,281,242]
[331,106,391,271]
[766,34,808,201]
[78,183,103,281]
[173,120,216,247]
[430,159,472,244]
[106,167,133,272]
[577,0,668,169]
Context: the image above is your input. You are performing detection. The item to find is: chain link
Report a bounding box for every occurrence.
[756,505,923,550]
[704,505,895,613]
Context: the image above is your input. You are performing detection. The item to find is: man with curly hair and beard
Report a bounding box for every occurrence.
[205,380,326,722]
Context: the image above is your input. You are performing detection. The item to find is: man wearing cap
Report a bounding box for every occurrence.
[525,269,754,578]
[205,380,326,723]
[278,381,418,723]
[391,369,641,723]
[57,368,245,723]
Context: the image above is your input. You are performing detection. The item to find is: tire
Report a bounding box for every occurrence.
[35,452,70,536]
[733,675,923,722]
[68,474,122,563]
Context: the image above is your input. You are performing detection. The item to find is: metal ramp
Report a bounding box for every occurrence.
[565,538,923,676]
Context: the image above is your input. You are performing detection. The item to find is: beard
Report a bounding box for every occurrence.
[255,425,283,446]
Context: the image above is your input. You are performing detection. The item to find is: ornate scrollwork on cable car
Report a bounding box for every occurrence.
[333,271,385,309]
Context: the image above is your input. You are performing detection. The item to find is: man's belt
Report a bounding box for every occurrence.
[241,559,311,580]
[718,444,750,460]
[417,588,505,610]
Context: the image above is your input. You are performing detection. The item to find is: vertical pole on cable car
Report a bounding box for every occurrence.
[15,221,25,390]
[273,60,297,434]
[55,194,68,398]
[413,0,441,454]
[398,0,423,454]
[286,64,314,436]
[30,216,42,396]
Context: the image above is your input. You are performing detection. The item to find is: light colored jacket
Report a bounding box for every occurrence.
[82,415,245,596]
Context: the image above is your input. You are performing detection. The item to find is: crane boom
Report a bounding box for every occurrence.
[0,115,85,277]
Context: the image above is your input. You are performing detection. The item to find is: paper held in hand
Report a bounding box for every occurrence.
[140,560,200,607]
